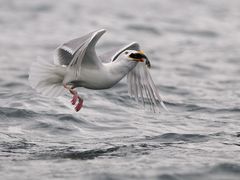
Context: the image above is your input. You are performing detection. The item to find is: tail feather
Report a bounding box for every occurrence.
[29,57,66,97]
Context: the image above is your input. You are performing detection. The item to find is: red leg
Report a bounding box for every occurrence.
[75,98,83,112]
[71,92,78,105]
[64,85,84,111]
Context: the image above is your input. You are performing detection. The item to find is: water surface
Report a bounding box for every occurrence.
[0,0,240,179]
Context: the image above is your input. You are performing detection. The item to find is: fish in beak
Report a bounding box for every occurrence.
[129,50,151,68]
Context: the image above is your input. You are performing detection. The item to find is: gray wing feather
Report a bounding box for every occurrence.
[100,41,167,112]
[127,63,168,112]
[54,29,106,67]
[99,42,140,63]
[54,29,106,79]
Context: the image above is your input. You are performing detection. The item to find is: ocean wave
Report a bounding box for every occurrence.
[146,133,208,143]
[36,146,120,160]
[157,163,240,180]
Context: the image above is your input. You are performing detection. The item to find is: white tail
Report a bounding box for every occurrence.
[28,57,66,97]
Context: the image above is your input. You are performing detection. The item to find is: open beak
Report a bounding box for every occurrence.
[129,50,151,68]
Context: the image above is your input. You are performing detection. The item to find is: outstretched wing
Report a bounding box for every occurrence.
[54,29,106,78]
[100,42,168,112]
[127,63,168,112]
[99,42,140,63]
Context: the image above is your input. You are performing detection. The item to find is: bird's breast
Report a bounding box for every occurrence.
[75,68,118,89]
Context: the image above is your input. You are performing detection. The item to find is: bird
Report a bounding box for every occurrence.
[29,29,168,112]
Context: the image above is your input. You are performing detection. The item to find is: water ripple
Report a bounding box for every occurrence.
[146,133,208,143]
[36,146,120,160]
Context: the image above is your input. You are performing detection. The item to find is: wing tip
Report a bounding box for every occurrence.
[128,42,140,50]
[97,28,106,33]
[110,42,141,62]
[94,29,107,36]
[160,101,169,112]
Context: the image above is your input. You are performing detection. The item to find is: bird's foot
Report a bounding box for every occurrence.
[71,93,78,105]
[75,98,83,112]
[64,85,84,112]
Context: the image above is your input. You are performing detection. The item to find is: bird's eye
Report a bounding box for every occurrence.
[125,51,129,55]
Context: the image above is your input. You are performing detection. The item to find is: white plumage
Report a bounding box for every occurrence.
[29,29,167,112]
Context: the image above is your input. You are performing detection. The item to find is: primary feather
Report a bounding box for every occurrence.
[127,63,168,112]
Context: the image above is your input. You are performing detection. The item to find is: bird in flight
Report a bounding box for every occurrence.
[29,29,167,112]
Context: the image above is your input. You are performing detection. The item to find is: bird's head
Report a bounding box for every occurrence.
[119,50,151,68]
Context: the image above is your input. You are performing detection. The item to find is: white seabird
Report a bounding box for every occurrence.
[29,29,167,112]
